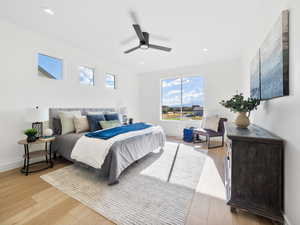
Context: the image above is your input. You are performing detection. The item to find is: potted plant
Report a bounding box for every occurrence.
[24,128,38,142]
[220,93,260,128]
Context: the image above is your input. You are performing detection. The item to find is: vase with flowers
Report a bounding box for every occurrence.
[220,93,260,128]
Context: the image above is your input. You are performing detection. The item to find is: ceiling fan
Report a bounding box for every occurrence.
[124,24,172,54]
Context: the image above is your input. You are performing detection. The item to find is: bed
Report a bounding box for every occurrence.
[49,108,165,184]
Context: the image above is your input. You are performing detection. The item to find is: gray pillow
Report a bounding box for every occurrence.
[52,117,62,135]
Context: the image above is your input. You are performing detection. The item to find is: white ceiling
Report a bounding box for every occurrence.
[0,0,284,73]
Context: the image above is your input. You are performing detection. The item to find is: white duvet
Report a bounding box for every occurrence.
[71,125,164,169]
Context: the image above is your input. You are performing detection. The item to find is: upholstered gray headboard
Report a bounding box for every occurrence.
[49,107,115,129]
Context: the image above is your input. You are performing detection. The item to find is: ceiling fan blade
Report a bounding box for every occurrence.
[133,24,145,42]
[149,44,172,52]
[129,10,139,24]
[124,46,140,54]
[143,32,149,45]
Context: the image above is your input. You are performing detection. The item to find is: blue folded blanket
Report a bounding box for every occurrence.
[85,122,152,140]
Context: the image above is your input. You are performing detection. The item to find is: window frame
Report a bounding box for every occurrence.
[160,75,204,121]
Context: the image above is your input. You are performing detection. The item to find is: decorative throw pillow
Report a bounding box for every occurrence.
[87,114,106,131]
[202,115,220,132]
[104,112,120,121]
[58,111,82,135]
[99,120,121,129]
[74,116,89,133]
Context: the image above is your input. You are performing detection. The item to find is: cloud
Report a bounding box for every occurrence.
[163,89,204,106]
[183,90,203,104]
[166,89,181,96]
[162,95,181,106]
[106,75,114,81]
[183,90,203,98]
[162,78,181,88]
[162,78,192,88]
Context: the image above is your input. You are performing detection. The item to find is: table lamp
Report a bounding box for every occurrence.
[26,106,48,138]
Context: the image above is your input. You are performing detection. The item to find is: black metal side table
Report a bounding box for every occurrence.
[17,137,55,175]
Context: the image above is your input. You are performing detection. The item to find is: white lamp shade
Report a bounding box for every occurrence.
[26,107,48,122]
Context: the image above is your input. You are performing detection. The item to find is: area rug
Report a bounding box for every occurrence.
[41,142,207,225]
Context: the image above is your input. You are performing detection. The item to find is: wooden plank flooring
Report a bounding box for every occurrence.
[0,139,274,225]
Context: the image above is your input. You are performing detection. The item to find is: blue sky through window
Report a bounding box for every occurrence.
[38,54,62,80]
[79,66,94,85]
[162,76,204,107]
[106,74,115,89]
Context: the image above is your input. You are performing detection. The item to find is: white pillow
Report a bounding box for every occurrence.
[58,111,81,135]
[202,115,220,132]
[74,116,89,133]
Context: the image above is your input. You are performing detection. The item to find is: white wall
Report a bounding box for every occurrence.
[138,59,243,137]
[0,19,140,171]
[241,0,300,224]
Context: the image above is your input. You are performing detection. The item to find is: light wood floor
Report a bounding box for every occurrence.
[0,139,274,225]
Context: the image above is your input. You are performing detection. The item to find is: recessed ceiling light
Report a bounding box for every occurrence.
[203,48,209,52]
[44,8,54,15]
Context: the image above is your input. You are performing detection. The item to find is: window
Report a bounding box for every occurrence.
[161,76,204,120]
[105,74,116,89]
[38,53,63,80]
[79,66,94,86]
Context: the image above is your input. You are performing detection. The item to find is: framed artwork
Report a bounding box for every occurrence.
[79,66,94,86]
[250,50,261,99]
[32,122,43,138]
[260,10,289,100]
[38,53,63,80]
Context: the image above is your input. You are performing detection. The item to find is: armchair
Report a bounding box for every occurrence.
[193,118,227,149]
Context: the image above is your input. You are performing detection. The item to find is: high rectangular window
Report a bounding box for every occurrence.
[79,66,94,86]
[161,76,204,120]
[105,74,116,89]
[38,53,63,80]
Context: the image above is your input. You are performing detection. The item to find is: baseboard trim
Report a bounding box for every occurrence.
[0,157,46,173]
[0,159,23,172]
[284,214,292,225]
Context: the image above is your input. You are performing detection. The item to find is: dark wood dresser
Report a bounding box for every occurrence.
[225,123,284,224]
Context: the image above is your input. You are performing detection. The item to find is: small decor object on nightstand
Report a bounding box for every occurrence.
[43,128,53,137]
[129,118,133,124]
[24,128,38,143]
[220,93,260,128]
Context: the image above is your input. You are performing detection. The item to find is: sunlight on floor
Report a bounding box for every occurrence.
[139,142,178,181]
[196,155,226,200]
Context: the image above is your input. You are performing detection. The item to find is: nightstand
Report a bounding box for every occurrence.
[17,137,55,175]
